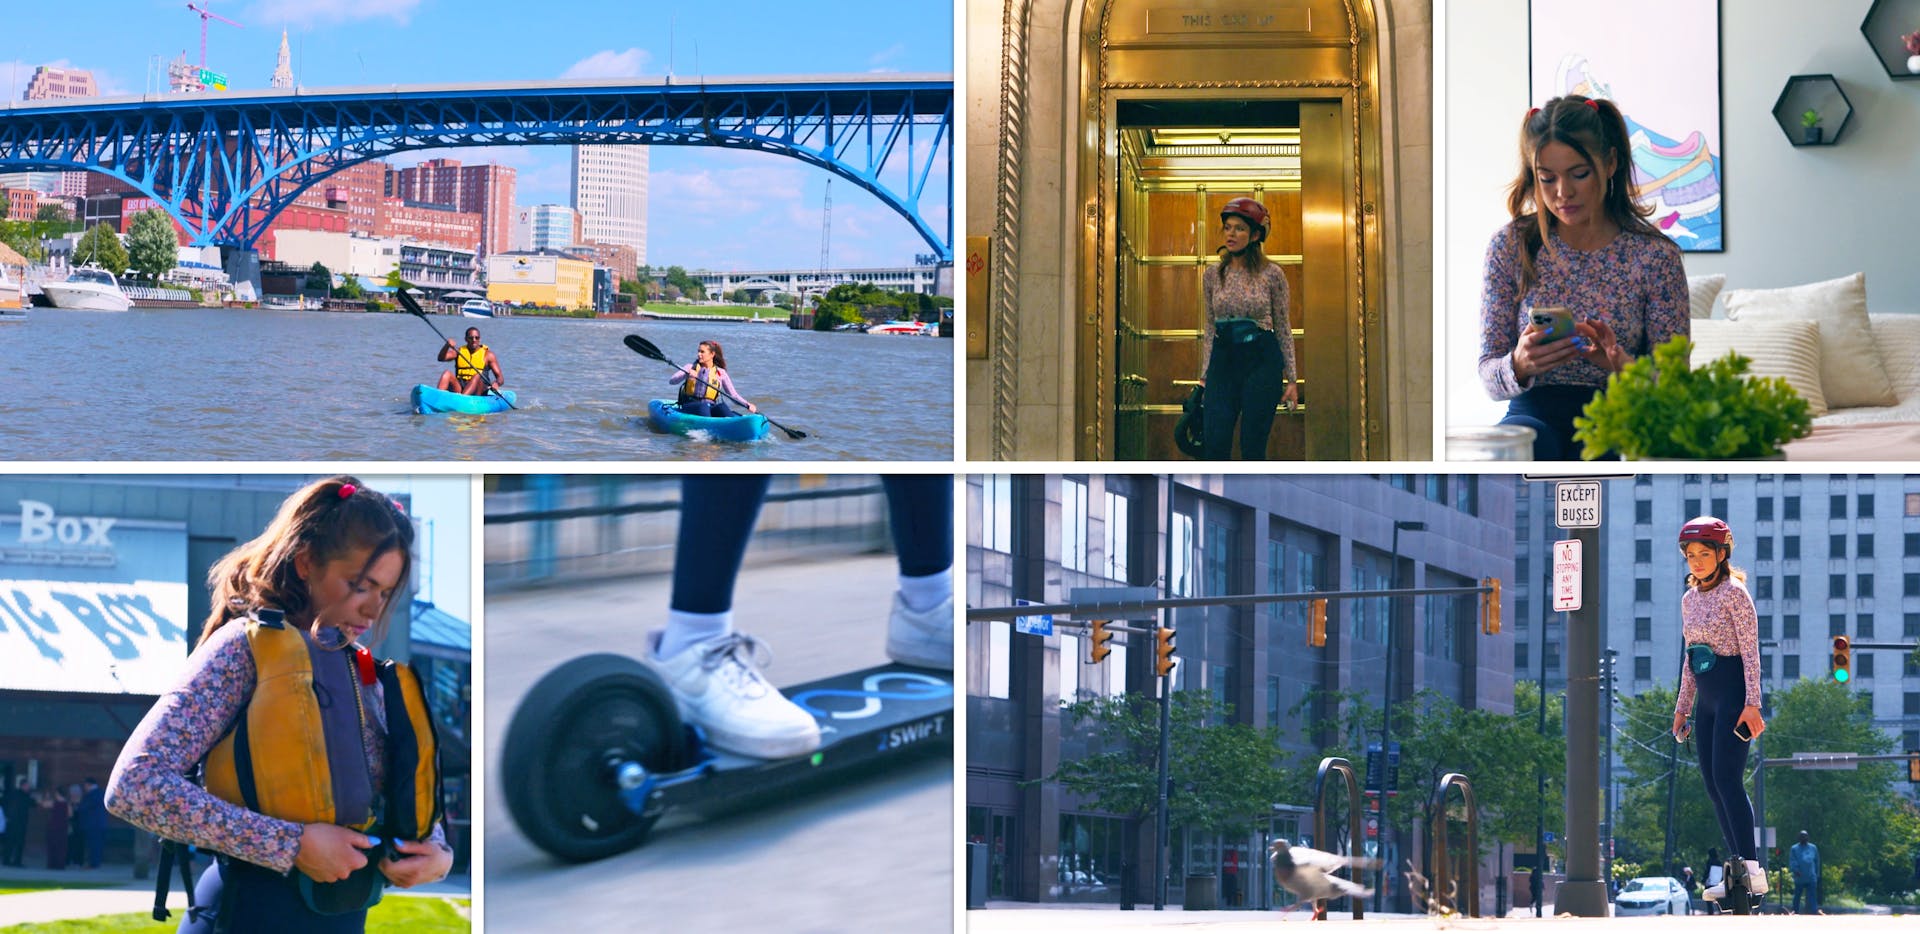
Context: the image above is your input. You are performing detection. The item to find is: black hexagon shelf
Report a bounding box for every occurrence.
[1772,75,1853,147]
[1861,0,1920,80]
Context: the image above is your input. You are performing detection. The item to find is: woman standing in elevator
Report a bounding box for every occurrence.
[1199,196,1298,460]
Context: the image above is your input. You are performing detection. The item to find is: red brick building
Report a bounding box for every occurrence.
[373,199,482,254]
[392,159,516,258]
[571,238,639,283]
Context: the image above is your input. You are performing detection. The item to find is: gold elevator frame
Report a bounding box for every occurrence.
[1075,0,1389,460]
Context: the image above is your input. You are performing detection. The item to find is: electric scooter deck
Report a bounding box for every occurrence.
[503,653,952,863]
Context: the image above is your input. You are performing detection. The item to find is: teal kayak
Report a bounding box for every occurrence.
[412,384,516,414]
[646,399,771,442]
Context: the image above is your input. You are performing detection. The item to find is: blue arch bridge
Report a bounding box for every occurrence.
[0,74,953,261]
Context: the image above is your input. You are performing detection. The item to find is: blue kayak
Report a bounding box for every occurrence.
[412,384,516,414]
[646,399,771,442]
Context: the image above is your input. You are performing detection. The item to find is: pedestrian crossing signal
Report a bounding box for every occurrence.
[1830,635,1851,683]
[1154,626,1177,677]
[1308,598,1327,647]
[1481,577,1502,635]
[1089,620,1113,664]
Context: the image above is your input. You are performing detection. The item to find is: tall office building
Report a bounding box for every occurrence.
[23,66,98,200]
[967,474,1517,908]
[519,204,581,253]
[393,159,517,258]
[271,30,294,89]
[570,144,648,264]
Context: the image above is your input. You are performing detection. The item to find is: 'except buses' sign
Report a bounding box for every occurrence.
[1147,7,1311,34]
[1555,480,1602,529]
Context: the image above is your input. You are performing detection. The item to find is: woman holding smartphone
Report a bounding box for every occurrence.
[1477,94,1690,459]
[1668,516,1768,907]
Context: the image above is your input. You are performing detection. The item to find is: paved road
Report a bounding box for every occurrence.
[968,908,1905,931]
[483,554,953,933]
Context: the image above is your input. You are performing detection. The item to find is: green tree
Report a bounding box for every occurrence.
[1395,688,1563,863]
[304,261,333,292]
[126,209,179,282]
[334,274,364,300]
[663,265,705,299]
[384,267,415,292]
[72,222,128,275]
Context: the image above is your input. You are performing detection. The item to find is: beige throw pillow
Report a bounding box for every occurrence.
[1689,318,1828,417]
[1723,272,1896,409]
[1687,274,1725,319]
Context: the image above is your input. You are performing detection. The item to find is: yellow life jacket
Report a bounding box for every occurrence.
[682,364,722,402]
[203,610,442,844]
[455,344,489,381]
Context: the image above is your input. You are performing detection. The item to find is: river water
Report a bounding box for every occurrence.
[0,308,954,462]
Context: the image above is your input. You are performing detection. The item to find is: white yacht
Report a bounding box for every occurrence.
[41,265,133,312]
[0,266,23,320]
[461,299,495,318]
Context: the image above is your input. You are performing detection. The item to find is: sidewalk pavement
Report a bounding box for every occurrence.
[968,906,1905,931]
[0,865,470,926]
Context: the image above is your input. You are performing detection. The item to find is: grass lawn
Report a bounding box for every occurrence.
[638,303,788,318]
[0,895,470,933]
[0,883,117,897]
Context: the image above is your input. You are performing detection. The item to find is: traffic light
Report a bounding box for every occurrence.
[1154,625,1177,677]
[1830,635,1852,683]
[1481,577,1503,635]
[1308,599,1328,647]
[1089,620,1113,664]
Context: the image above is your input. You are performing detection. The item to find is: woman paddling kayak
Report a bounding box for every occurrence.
[668,340,757,418]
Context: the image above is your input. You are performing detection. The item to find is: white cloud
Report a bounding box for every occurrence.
[868,43,906,68]
[245,0,424,27]
[561,49,652,80]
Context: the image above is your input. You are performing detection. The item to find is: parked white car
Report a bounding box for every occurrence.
[1614,876,1691,916]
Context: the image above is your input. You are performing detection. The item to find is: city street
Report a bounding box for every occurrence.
[483,553,952,933]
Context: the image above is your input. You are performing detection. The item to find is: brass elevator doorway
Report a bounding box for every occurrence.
[1114,100,1348,460]
[1075,0,1387,461]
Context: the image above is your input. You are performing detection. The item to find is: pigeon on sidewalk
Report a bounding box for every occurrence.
[1270,839,1382,918]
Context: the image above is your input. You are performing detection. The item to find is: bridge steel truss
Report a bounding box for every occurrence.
[0,75,953,259]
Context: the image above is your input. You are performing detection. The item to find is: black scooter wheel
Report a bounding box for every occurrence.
[502,653,688,862]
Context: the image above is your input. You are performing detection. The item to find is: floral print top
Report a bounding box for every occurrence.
[1673,577,1763,715]
[1201,260,1295,380]
[1478,222,1690,400]
[106,620,443,874]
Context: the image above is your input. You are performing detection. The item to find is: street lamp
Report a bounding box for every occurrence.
[1378,518,1426,913]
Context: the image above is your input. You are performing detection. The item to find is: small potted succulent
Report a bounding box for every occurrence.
[1571,335,1814,460]
[1800,108,1822,144]
[1905,29,1920,74]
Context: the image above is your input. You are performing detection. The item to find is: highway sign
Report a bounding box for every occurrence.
[1555,480,1603,529]
[1553,539,1582,612]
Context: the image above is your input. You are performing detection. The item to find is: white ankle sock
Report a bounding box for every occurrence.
[897,568,952,613]
[659,610,731,658]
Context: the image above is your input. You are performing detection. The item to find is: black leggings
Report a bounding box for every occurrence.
[178,858,366,934]
[670,476,954,614]
[1690,654,1758,861]
[1202,329,1287,460]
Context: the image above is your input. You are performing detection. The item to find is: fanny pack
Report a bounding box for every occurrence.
[1686,643,1717,674]
[1214,317,1267,344]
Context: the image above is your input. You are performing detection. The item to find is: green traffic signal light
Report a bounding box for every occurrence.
[1834,668,1850,683]
[1830,635,1852,682]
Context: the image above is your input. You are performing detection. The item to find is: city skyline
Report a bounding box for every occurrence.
[0,0,952,270]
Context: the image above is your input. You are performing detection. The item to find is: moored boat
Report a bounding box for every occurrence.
[461,299,495,318]
[41,265,133,312]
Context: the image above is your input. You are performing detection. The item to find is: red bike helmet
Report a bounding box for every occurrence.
[1678,516,1732,551]
[1220,197,1270,236]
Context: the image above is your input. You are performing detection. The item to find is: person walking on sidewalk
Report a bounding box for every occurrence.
[1789,830,1820,914]
[1669,517,1768,907]
[642,475,954,759]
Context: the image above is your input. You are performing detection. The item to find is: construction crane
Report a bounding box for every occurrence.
[818,178,832,275]
[186,2,243,68]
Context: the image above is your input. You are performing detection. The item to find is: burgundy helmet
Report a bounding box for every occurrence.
[1220,197,1270,235]
[1678,516,1732,550]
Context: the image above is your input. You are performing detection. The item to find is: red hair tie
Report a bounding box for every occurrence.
[1586,99,1601,111]
[337,483,357,500]
[1528,107,1540,118]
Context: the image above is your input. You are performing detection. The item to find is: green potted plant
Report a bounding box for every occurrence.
[1800,108,1822,144]
[1571,334,1813,460]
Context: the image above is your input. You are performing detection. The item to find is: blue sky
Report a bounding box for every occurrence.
[3,0,953,271]
[365,474,471,621]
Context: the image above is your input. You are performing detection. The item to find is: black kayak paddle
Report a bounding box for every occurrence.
[624,334,806,439]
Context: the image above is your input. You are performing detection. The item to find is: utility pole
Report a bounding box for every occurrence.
[1377,519,1424,913]
[1602,648,1617,897]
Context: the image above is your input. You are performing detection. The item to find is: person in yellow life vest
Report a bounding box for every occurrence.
[669,339,758,418]
[435,326,504,396]
[107,477,450,933]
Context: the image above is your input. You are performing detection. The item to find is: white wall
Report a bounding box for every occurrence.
[272,229,351,276]
[1445,0,1920,430]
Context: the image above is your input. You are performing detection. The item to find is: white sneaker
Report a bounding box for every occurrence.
[886,591,953,670]
[646,631,821,759]
[1743,860,1768,895]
